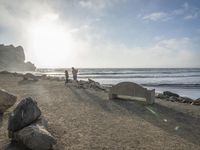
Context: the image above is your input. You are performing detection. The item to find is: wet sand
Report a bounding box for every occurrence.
[0,74,200,150]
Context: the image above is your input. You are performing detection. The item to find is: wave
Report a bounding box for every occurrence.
[77,75,200,79]
[142,83,200,88]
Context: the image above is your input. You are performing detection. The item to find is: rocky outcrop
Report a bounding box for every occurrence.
[0,44,36,71]
[8,97,56,150]
[0,89,17,113]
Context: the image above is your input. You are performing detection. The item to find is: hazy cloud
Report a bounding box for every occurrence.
[142,12,171,21]
[141,2,200,21]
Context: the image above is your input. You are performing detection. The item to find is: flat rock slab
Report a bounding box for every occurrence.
[8,97,41,131]
[0,89,17,113]
[12,124,56,150]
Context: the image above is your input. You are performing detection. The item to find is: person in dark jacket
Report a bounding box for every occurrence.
[65,70,69,85]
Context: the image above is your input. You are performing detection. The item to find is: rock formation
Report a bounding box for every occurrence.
[0,44,36,71]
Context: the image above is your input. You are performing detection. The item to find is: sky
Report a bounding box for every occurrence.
[0,0,200,68]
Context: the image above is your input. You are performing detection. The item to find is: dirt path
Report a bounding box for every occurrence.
[0,75,200,149]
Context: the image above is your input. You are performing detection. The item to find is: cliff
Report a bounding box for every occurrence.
[0,44,36,71]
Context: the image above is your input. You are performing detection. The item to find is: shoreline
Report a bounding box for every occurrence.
[1,70,200,101]
[0,72,200,149]
[4,67,200,99]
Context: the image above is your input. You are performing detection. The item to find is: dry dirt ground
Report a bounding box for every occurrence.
[0,74,200,150]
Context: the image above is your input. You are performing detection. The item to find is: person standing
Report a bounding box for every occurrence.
[72,67,78,81]
[65,70,69,85]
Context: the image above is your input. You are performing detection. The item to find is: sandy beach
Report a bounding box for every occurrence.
[0,73,200,150]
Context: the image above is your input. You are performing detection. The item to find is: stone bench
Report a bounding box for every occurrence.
[109,82,155,104]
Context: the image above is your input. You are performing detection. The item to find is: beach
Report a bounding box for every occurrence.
[0,73,200,149]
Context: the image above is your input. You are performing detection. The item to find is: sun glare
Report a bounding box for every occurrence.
[28,14,76,68]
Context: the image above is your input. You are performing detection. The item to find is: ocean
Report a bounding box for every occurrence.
[35,68,200,99]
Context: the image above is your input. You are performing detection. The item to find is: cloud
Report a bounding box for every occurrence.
[184,13,198,19]
[142,12,171,21]
[141,2,200,22]
[122,37,200,67]
[75,37,200,68]
[78,0,127,10]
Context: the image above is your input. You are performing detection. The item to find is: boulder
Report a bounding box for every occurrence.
[192,98,200,105]
[163,91,179,98]
[0,89,17,113]
[23,73,38,81]
[168,96,178,102]
[181,97,193,104]
[88,78,106,91]
[12,124,56,150]
[8,97,41,131]
[156,93,168,99]
[8,116,48,139]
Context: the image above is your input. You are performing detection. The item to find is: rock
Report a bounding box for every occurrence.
[192,98,200,105]
[181,97,193,104]
[88,78,106,91]
[0,44,36,71]
[11,124,56,150]
[168,96,178,102]
[163,91,179,98]
[8,97,41,132]
[23,73,38,81]
[33,116,48,129]
[9,116,48,139]
[0,89,17,113]
[156,93,168,99]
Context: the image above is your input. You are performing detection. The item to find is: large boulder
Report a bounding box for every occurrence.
[12,124,56,150]
[163,91,179,98]
[8,97,41,131]
[0,89,17,113]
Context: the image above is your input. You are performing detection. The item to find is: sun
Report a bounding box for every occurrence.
[27,14,76,68]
